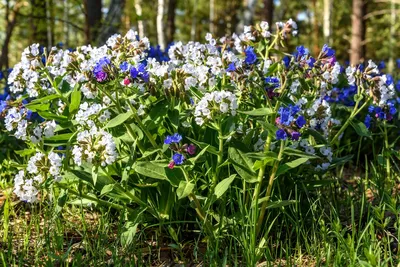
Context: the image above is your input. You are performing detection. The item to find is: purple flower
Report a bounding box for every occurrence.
[265,77,280,89]
[244,46,257,65]
[295,46,309,58]
[187,144,196,155]
[164,133,182,144]
[0,100,8,113]
[283,56,290,68]
[93,57,111,82]
[368,105,375,113]
[94,71,107,82]
[307,57,316,68]
[276,129,287,140]
[172,153,185,165]
[291,131,300,141]
[378,61,386,70]
[386,74,393,86]
[296,116,306,128]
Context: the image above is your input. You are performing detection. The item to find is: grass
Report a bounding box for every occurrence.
[1,160,399,266]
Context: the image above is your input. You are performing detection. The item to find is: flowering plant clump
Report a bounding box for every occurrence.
[2,19,400,249]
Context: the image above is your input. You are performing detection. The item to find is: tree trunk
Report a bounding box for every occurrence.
[210,0,215,34]
[350,0,366,65]
[190,0,198,40]
[0,0,20,70]
[135,0,145,39]
[167,0,177,44]
[157,0,166,50]
[388,0,395,72]
[97,0,126,45]
[84,0,103,44]
[262,0,273,26]
[323,0,332,45]
[30,0,49,47]
[312,0,319,56]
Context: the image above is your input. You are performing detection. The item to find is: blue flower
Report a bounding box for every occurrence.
[295,46,309,58]
[244,46,257,65]
[364,114,372,129]
[93,57,111,82]
[226,62,236,72]
[307,57,316,68]
[378,61,386,70]
[0,100,7,113]
[120,61,130,72]
[164,133,182,144]
[265,76,280,89]
[172,153,185,165]
[368,105,375,113]
[386,74,393,86]
[130,67,138,79]
[397,59,400,69]
[396,80,400,91]
[388,103,397,115]
[276,129,287,140]
[321,44,335,57]
[282,56,290,68]
[296,116,306,128]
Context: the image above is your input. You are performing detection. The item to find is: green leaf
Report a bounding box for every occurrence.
[186,137,219,155]
[214,174,236,199]
[100,184,115,196]
[92,165,98,186]
[176,181,195,199]
[38,111,68,122]
[15,149,36,157]
[25,102,50,112]
[276,158,309,177]
[105,111,133,129]
[69,85,81,114]
[239,108,274,116]
[256,199,297,209]
[45,133,74,141]
[350,120,371,138]
[304,128,328,144]
[283,147,321,159]
[133,161,167,180]
[25,94,60,106]
[188,145,209,164]
[165,168,185,187]
[228,147,257,183]
[121,222,139,247]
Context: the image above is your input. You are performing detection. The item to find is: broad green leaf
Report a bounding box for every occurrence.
[214,174,236,199]
[228,147,257,183]
[188,145,209,165]
[25,94,59,106]
[276,158,309,177]
[133,161,167,180]
[176,181,195,199]
[239,108,274,116]
[256,199,297,209]
[15,149,36,157]
[24,103,50,112]
[121,222,139,247]
[64,170,113,191]
[92,165,98,185]
[304,128,327,144]
[246,151,278,160]
[350,120,371,138]
[38,111,68,121]
[69,85,81,114]
[45,133,74,141]
[100,184,115,196]
[105,111,133,129]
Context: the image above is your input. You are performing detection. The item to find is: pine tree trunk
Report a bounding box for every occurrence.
[0,0,20,70]
[84,0,103,44]
[167,0,177,44]
[350,0,365,65]
[190,0,198,40]
[312,0,320,56]
[210,0,215,34]
[262,0,273,26]
[157,0,166,50]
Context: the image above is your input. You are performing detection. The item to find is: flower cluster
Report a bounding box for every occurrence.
[164,133,196,169]
[194,91,238,126]
[72,127,118,167]
[275,105,306,141]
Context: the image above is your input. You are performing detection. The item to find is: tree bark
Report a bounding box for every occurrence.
[135,0,145,39]
[30,0,49,47]
[350,0,366,65]
[97,0,126,45]
[157,0,166,50]
[262,0,273,26]
[236,0,257,33]
[167,0,177,43]
[84,0,103,44]
[312,0,320,56]
[323,0,332,45]
[210,0,215,34]
[0,0,21,70]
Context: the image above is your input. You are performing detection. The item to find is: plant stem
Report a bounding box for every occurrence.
[212,124,224,188]
[383,121,391,180]
[256,140,285,236]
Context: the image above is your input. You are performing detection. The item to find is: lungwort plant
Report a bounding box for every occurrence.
[2,19,400,261]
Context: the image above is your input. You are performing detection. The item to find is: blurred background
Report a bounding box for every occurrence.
[0,0,398,71]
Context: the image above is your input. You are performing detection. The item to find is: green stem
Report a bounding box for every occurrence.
[212,125,224,188]
[330,98,371,145]
[383,121,391,180]
[256,140,285,236]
